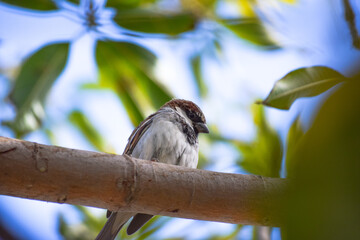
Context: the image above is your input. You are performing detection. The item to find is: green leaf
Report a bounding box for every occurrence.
[285,115,304,177]
[137,225,161,240]
[220,18,279,49]
[117,216,168,239]
[280,0,297,3]
[114,10,197,35]
[236,0,256,17]
[58,214,67,237]
[44,128,57,145]
[95,42,145,126]
[115,83,145,126]
[96,41,172,126]
[190,55,208,97]
[107,0,157,10]
[58,205,106,239]
[137,71,173,109]
[260,66,347,110]
[69,110,114,153]
[208,224,243,240]
[67,0,80,5]
[4,43,69,137]
[235,104,283,177]
[137,216,170,240]
[343,0,360,49]
[73,206,102,228]
[284,79,360,240]
[0,0,57,10]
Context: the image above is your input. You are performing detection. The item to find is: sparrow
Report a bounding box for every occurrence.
[95,99,209,240]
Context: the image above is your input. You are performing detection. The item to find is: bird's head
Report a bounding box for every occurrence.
[162,99,209,135]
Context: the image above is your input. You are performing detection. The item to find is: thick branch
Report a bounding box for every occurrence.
[0,137,286,226]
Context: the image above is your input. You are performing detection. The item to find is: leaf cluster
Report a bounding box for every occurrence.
[2,0,283,137]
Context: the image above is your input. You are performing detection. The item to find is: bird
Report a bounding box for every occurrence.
[95,99,209,240]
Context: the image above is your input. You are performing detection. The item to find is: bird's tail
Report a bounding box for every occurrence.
[95,212,134,240]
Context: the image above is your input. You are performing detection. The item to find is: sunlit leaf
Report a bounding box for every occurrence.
[138,216,170,240]
[260,66,347,110]
[197,149,209,169]
[74,206,102,228]
[4,43,68,137]
[117,216,168,239]
[208,224,243,240]
[179,0,218,16]
[137,221,162,240]
[69,110,114,153]
[137,226,161,240]
[236,0,256,17]
[89,75,145,127]
[116,83,146,126]
[114,10,197,35]
[213,38,222,54]
[220,18,279,49]
[58,206,106,240]
[107,0,157,10]
[133,69,172,109]
[280,0,296,3]
[96,42,145,126]
[190,55,208,97]
[44,128,57,145]
[0,0,57,10]
[58,214,67,237]
[235,104,282,177]
[285,115,304,177]
[96,41,172,126]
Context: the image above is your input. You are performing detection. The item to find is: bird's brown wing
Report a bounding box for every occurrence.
[123,113,156,155]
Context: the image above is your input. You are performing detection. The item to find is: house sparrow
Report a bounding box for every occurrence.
[95,99,209,240]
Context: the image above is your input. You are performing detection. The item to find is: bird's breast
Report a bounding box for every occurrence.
[131,118,199,168]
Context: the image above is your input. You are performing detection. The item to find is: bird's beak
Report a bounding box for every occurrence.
[194,122,209,134]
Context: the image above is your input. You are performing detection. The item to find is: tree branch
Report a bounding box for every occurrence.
[0,137,287,226]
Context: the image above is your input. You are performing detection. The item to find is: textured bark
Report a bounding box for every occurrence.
[0,137,287,226]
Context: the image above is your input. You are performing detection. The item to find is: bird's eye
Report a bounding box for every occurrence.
[188,112,196,119]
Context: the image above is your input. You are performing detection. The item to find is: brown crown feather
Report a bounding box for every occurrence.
[161,99,206,124]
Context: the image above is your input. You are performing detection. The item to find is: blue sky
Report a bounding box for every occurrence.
[1,0,360,239]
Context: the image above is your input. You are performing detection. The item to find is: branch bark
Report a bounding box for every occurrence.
[0,137,287,226]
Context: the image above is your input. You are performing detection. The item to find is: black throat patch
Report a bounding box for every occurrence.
[172,112,198,145]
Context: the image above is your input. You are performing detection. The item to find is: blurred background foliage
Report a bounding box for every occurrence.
[0,0,360,239]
